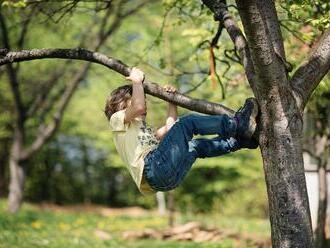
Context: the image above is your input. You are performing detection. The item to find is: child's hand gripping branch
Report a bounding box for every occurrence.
[155,85,178,140]
[105,67,259,195]
[124,67,146,123]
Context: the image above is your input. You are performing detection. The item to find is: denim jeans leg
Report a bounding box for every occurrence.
[143,114,238,191]
[189,136,240,158]
[177,114,237,139]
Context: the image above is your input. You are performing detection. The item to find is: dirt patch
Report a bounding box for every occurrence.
[122,221,271,247]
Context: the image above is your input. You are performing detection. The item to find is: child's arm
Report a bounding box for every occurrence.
[124,68,146,123]
[155,85,178,140]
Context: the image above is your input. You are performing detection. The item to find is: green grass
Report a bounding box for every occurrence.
[0,199,270,248]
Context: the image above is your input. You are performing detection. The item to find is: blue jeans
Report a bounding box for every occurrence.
[143,114,252,192]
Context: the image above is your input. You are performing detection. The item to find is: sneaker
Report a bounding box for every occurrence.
[237,137,259,149]
[234,98,258,139]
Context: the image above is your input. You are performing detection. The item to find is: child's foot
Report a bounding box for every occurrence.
[238,137,259,149]
[234,98,258,139]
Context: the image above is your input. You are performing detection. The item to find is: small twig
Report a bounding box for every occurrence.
[280,22,310,46]
[224,49,240,64]
[215,58,231,81]
[211,22,224,47]
[183,76,209,94]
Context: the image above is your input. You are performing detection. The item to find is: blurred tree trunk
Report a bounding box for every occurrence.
[315,159,327,248]
[167,191,175,227]
[82,142,91,204]
[8,136,25,213]
[0,140,9,197]
[304,93,330,248]
[40,148,53,201]
[156,192,166,216]
[8,159,25,212]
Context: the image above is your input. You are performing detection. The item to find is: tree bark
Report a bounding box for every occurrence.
[7,124,25,213]
[231,0,315,246]
[314,162,327,248]
[8,155,25,213]
[258,97,313,248]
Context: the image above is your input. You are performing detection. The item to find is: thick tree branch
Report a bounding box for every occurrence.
[235,0,288,94]
[201,0,256,90]
[259,0,286,60]
[291,28,330,109]
[0,48,235,117]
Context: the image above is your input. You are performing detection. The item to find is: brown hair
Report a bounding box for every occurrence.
[104,84,132,120]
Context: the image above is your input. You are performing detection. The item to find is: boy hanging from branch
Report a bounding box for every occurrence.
[105,68,259,194]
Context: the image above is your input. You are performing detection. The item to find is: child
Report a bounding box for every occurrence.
[105,68,258,194]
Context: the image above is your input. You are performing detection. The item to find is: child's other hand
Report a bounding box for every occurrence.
[163,85,177,93]
[126,67,145,84]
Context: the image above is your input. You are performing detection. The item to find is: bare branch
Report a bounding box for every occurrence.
[224,49,240,64]
[27,9,100,118]
[0,48,235,115]
[20,63,91,161]
[291,28,330,109]
[211,22,224,47]
[183,76,209,94]
[96,0,150,49]
[280,22,308,46]
[17,6,37,49]
[120,0,150,19]
[201,0,256,91]
[26,63,69,118]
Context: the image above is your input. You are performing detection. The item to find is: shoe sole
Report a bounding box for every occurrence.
[245,98,259,138]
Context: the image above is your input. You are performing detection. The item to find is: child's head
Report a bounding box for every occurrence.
[104,84,132,120]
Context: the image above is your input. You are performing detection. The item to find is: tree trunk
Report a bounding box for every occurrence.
[7,157,25,213]
[259,98,313,247]
[314,162,327,248]
[82,142,91,204]
[156,192,166,216]
[7,129,26,213]
[167,191,175,227]
[0,140,9,197]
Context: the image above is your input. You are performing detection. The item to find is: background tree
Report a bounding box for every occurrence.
[304,83,330,248]
[0,0,151,213]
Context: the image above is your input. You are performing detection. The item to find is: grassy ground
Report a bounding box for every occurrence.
[0,199,270,248]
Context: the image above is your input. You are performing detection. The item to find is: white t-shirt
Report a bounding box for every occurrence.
[109,109,159,194]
